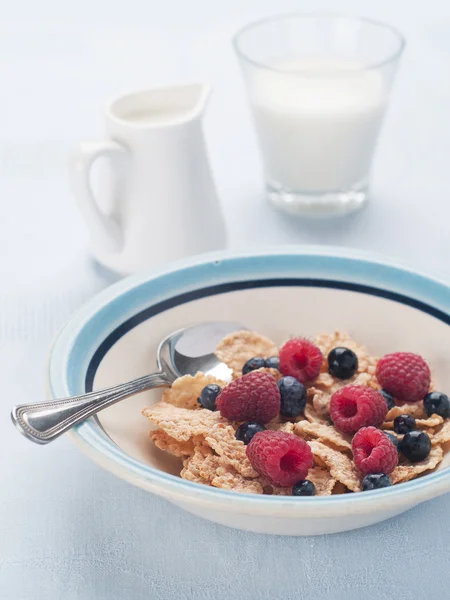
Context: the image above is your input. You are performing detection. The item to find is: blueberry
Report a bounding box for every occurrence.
[197,384,221,411]
[327,347,358,380]
[399,431,432,462]
[424,391,450,419]
[277,376,307,418]
[242,357,265,375]
[381,389,395,410]
[362,473,393,491]
[393,414,416,434]
[265,356,280,370]
[292,480,316,496]
[235,422,265,445]
[384,431,399,450]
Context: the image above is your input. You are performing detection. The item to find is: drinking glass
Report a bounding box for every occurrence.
[233,14,405,217]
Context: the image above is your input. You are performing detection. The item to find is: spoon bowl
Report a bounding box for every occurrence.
[157,321,242,381]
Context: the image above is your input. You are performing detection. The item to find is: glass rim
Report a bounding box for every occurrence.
[233,13,406,73]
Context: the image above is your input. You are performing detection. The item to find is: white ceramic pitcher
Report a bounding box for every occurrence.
[69,84,227,275]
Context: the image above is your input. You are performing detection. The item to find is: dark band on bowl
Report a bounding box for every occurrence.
[85,278,450,392]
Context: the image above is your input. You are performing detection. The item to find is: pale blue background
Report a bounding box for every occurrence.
[2,0,450,598]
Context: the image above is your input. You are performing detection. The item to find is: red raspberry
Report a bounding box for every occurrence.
[279,338,323,383]
[376,352,430,403]
[330,385,388,434]
[352,427,398,474]
[246,430,314,486]
[216,371,280,423]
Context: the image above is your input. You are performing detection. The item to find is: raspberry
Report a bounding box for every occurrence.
[279,338,323,383]
[376,352,430,403]
[352,427,398,474]
[330,385,388,434]
[216,371,280,423]
[246,430,314,486]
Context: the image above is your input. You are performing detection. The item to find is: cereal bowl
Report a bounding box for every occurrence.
[48,248,450,535]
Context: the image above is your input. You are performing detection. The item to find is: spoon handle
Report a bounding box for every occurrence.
[11,371,171,445]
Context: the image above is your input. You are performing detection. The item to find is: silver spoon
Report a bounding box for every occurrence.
[11,321,243,445]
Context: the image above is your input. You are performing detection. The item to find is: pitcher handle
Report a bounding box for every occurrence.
[69,140,127,253]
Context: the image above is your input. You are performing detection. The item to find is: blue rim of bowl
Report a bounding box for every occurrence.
[49,247,450,505]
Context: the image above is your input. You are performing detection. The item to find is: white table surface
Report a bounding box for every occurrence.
[2,1,450,598]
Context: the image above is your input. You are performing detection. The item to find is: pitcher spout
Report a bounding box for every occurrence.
[179,83,211,119]
[108,83,211,126]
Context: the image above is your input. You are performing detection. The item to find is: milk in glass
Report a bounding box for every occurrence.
[250,59,387,193]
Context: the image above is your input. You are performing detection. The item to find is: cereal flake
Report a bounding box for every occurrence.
[307,466,336,496]
[215,330,278,379]
[332,481,348,494]
[309,388,332,419]
[254,366,282,381]
[308,440,362,492]
[304,402,329,425]
[266,417,296,434]
[391,446,444,484]
[161,372,225,410]
[205,423,258,478]
[432,420,450,445]
[416,415,444,428]
[294,421,352,452]
[385,404,426,421]
[143,402,225,442]
[212,466,264,494]
[181,447,222,484]
[150,429,202,457]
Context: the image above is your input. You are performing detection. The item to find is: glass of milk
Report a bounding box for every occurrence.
[233,15,405,217]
